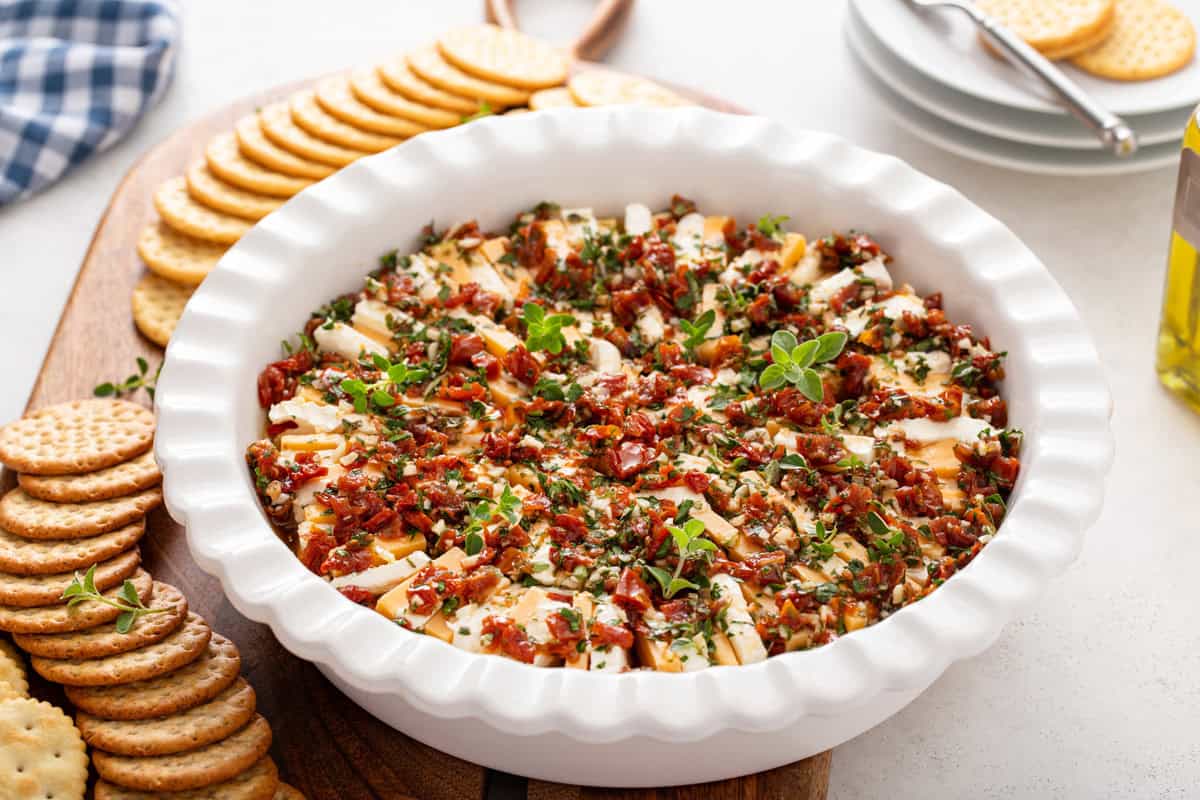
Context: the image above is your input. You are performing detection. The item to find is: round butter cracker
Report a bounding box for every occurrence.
[0,547,139,608]
[16,581,186,660]
[407,43,530,107]
[438,24,568,90]
[259,101,367,168]
[92,714,273,793]
[0,568,152,636]
[1071,0,1196,79]
[0,638,29,700]
[78,677,256,757]
[132,272,193,348]
[289,89,406,153]
[156,175,252,245]
[206,131,313,198]
[67,632,240,720]
[137,222,227,288]
[235,115,336,180]
[378,56,479,113]
[0,520,144,577]
[568,69,689,107]
[343,70,459,129]
[976,0,1116,54]
[33,611,210,687]
[0,697,88,800]
[0,486,161,540]
[529,86,578,110]
[94,756,279,800]
[0,398,154,477]
[318,74,439,135]
[186,161,285,222]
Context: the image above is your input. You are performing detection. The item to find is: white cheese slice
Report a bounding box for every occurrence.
[469,261,514,305]
[699,282,726,336]
[809,267,857,307]
[673,212,705,260]
[669,635,710,672]
[885,416,992,445]
[712,573,768,665]
[329,551,431,594]
[588,599,630,673]
[314,322,388,360]
[841,292,928,336]
[351,299,405,345]
[624,203,652,236]
[841,434,876,465]
[406,253,443,301]
[447,603,488,653]
[636,304,665,345]
[859,256,893,292]
[268,398,341,435]
[589,337,622,373]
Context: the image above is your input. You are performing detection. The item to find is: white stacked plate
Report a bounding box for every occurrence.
[846,0,1200,175]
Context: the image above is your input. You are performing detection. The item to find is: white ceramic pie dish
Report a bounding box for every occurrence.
[155,107,1113,786]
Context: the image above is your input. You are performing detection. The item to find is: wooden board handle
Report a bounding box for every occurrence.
[484,0,634,62]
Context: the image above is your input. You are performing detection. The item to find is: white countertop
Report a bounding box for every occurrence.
[1,1,1196,796]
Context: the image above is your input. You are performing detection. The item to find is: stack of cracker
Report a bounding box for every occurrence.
[133,23,689,348]
[976,0,1195,79]
[0,400,302,800]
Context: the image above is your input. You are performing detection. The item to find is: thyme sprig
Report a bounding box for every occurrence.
[61,565,166,634]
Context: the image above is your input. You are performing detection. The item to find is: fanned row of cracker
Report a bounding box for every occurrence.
[0,400,302,800]
[977,0,1195,77]
[133,23,690,348]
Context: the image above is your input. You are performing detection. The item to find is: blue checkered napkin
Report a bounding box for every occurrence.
[0,0,179,205]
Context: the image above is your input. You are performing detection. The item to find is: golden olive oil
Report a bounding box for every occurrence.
[1156,107,1200,413]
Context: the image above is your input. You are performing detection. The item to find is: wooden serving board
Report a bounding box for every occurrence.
[7,64,832,800]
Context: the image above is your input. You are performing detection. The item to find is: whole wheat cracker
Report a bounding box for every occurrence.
[0,398,154,476]
[0,568,152,635]
[77,677,256,756]
[0,520,144,576]
[32,612,210,687]
[92,714,273,792]
[66,632,240,720]
[15,581,186,660]
[94,756,279,800]
[0,486,161,540]
[19,449,161,503]
[0,547,139,607]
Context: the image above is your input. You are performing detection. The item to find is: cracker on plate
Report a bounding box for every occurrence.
[259,101,367,168]
[316,75,436,136]
[1071,0,1196,79]
[378,55,479,113]
[407,43,531,107]
[288,89,406,153]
